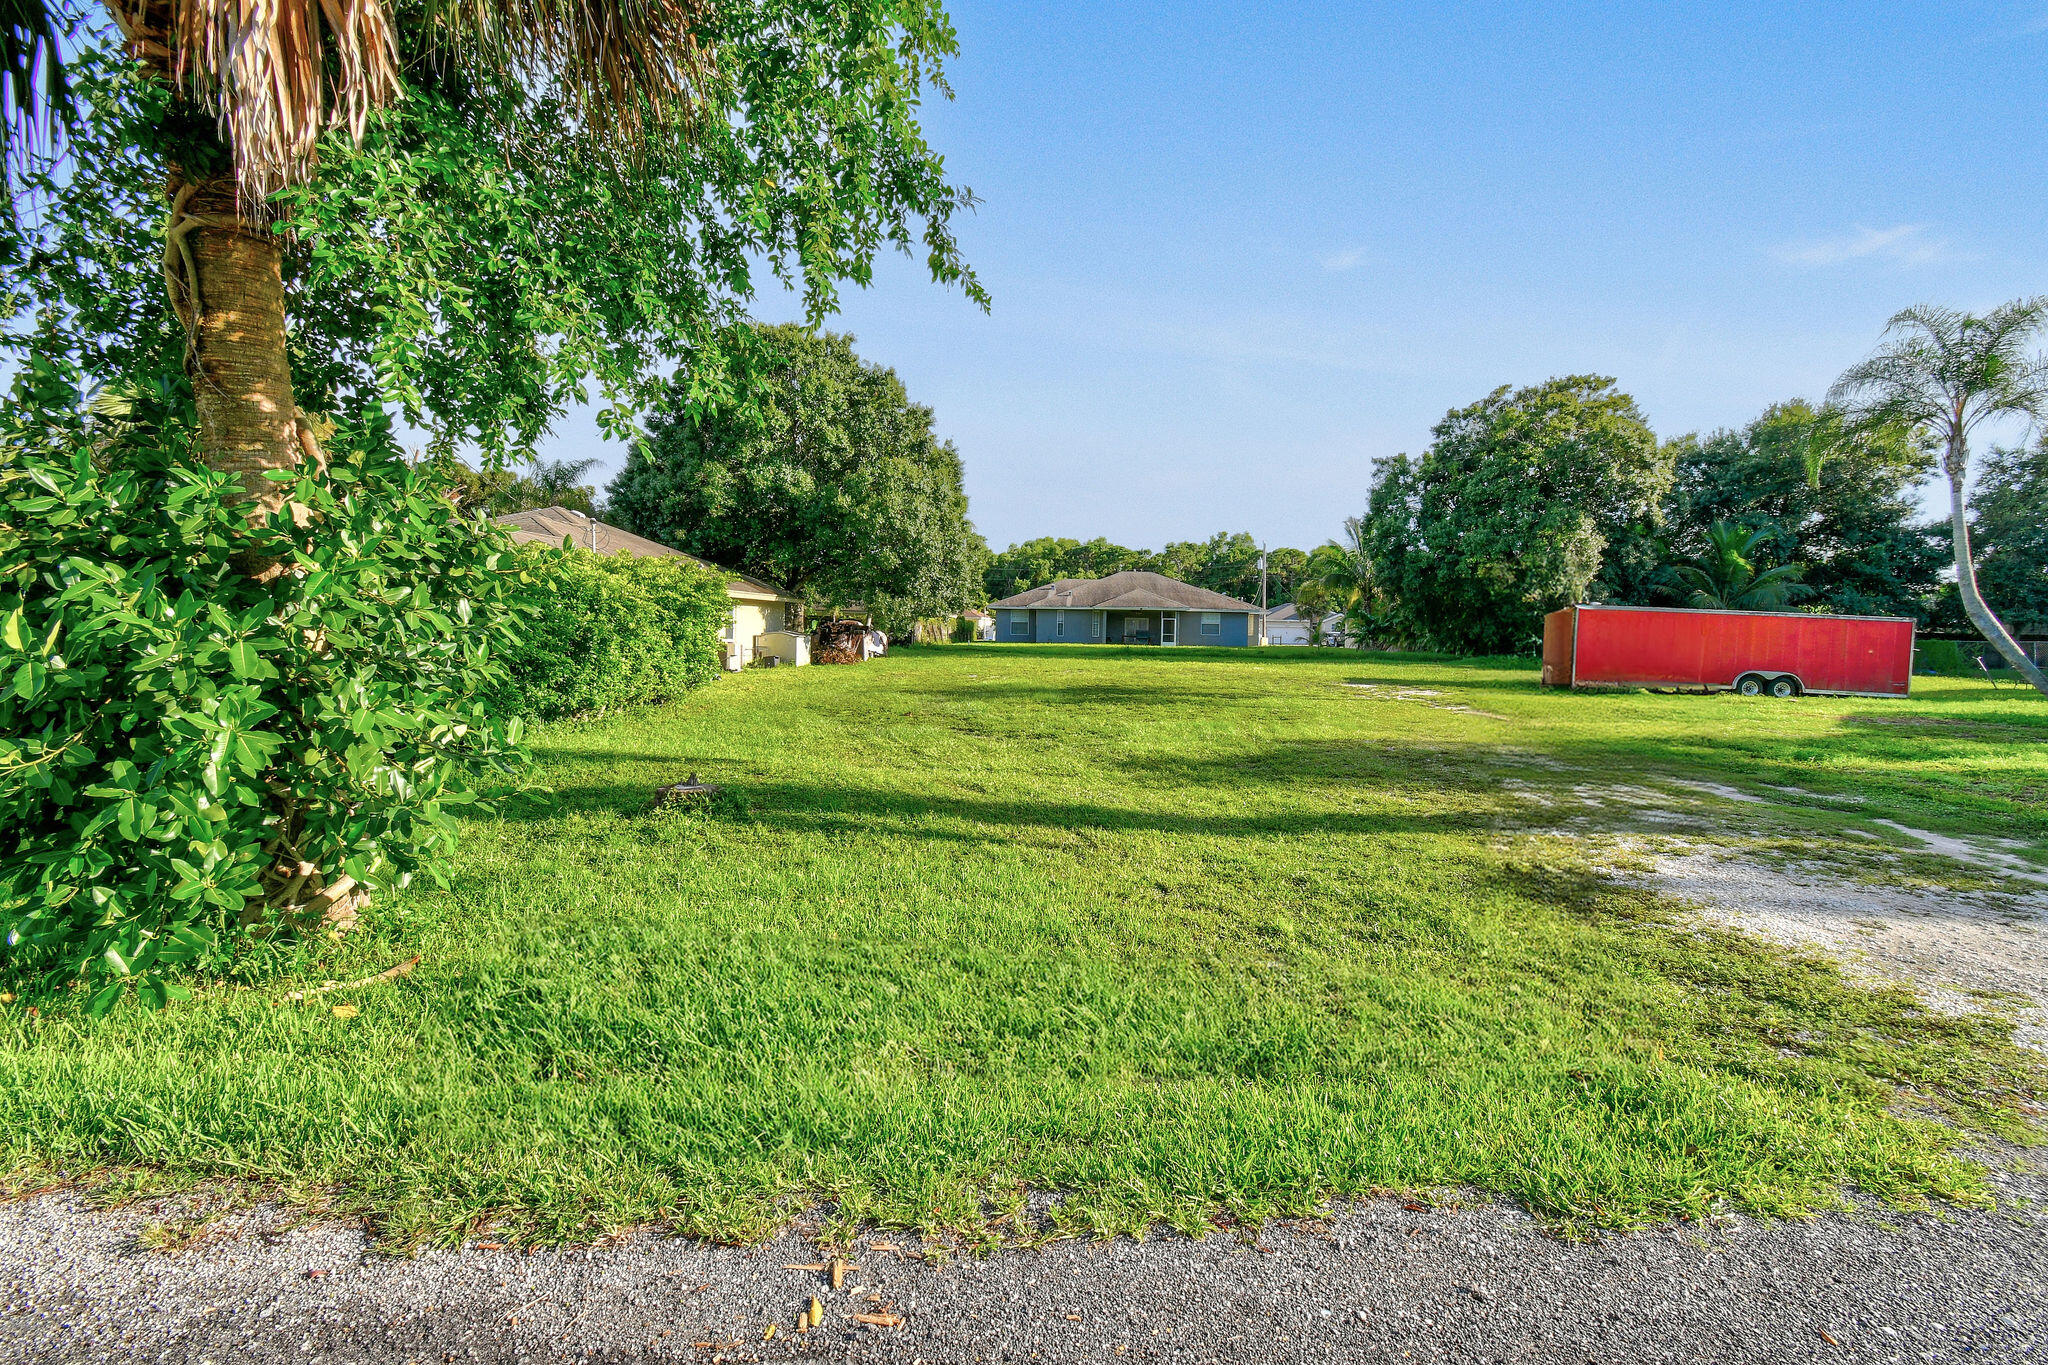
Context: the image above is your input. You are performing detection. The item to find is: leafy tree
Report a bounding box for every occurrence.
[1829,301,2048,694]
[1360,376,1671,654]
[1670,522,1808,610]
[443,456,601,517]
[519,458,603,516]
[10,2,978,511]
[1,3,979,959]
[985,538,1076,599]
[1663,401,1940,618]
[1289,575,1333,645]
[982,530,1303,607]
[984,536,1150,599]
[1074,537,1152,580]
[608,325,985,623]
[1143,539,1206,587]
[1152,532,1266,603]
[1970,441,2048,639]
[1262,546,1308,607]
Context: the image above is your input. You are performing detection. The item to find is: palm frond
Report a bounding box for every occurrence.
[1830,299,2048,447]
[430,0,717,142]
[103,0,716,201]
[1,0,71,186]
[103,0,400,199]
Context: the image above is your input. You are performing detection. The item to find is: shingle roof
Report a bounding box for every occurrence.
[493,507,794,600]
[988,571,1260,613]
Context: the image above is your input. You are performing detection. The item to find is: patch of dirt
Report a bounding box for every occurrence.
[1640,844,2048,1051]
[1869,819,2048,886]
[1508,774,2048,1050]
[1338,682,1507,719]
[1664,779,1768,805]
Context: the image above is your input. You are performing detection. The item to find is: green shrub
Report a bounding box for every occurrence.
[1915,639,1973,676]
[604,553,731,695]
[499,547,728,720]
[951,615,977,642]
[0,432,529,1010]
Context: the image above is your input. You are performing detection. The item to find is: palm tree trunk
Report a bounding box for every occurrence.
[167,173,309,522]
[1947,442,2048,695]
[164,174,368,928]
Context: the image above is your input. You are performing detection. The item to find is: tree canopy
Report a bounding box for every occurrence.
[1970,440,2048,638]
[1662,401,1940,618]
[983,531,1303,606]
[7,4,984,488]
[606,324,985,622]
[1359,376,1671,654]
[983,537,1153,600]
[1,1,987,985]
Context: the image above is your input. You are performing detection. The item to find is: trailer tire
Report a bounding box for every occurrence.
[1736,674,1766,697]
[1770,676,1799,699]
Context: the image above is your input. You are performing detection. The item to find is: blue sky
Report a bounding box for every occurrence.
[542,1,2048,553]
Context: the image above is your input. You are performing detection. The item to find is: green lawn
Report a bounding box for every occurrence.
[5,645,2045,1247]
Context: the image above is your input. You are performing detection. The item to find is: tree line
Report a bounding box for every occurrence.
[1333,310,2048,691]
[984,533,1312,607]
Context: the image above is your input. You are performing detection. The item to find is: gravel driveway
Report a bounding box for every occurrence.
[4,1163,2043,1364]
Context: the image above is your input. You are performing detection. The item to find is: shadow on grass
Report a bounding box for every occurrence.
[502,762,1500,844]
[518,712,2047,835]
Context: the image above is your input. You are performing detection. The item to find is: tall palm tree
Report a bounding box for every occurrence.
[1829,301,2048,695]
[1671,521,1807,611]
[6,0,711,519]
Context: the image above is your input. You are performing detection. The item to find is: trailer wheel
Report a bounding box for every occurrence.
[1736,674,1766,697]
[1769,676,1799,699]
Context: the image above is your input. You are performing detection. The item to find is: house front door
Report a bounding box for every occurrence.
[1160,613,1177,646]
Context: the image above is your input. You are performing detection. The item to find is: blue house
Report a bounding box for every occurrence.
[987,571,1264,646]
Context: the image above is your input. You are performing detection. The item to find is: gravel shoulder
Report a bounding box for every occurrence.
[4,1166,2045,1365]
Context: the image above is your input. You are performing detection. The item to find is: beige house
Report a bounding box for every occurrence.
[493,506,804,667]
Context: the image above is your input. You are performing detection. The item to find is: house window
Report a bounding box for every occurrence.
[1201,612,1222,637]
[1056,610,1065,638]
[1010,612,1029,637]
[1090,615,1101,639]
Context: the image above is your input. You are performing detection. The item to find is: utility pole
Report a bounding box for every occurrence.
[1258,545,1268,644]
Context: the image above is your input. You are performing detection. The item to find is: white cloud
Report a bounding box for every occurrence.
[1771,223,1955,268]
[1318,247,1368,272]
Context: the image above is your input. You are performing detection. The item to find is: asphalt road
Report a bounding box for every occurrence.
[4,1161,2044,1364]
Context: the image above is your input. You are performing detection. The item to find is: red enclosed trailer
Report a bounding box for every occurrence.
[1541,604,1914,698]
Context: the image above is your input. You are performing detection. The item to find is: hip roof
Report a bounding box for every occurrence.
[988,570,1260,613]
